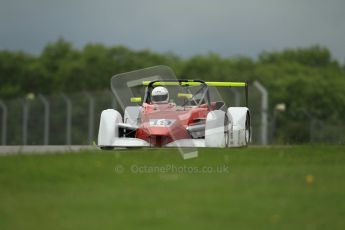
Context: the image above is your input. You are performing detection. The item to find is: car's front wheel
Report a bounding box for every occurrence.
[205,110,232,147]
[244,112,251,145]
[100,146,114,150]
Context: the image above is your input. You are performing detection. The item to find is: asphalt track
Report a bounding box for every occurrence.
[0,145,98,156]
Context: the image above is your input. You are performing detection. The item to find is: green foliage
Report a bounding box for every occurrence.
[258,45,336,67]
[0,40,345,143]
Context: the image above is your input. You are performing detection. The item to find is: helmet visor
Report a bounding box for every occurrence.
[152,94,168,102]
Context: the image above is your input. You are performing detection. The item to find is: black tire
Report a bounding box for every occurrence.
[224,114,230,147]
[244,112,251,145]
[100,146,114,150]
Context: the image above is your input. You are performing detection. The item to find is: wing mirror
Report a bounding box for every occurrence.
[130,97,142,103]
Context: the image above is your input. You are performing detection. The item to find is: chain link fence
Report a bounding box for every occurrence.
[2,81,342,146]
[0,90,115,145]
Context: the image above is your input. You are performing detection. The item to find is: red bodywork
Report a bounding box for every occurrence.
[135,103,211,146]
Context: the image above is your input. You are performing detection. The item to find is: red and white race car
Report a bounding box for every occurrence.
[98,66,251,149]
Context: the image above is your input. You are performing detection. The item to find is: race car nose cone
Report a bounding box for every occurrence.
[146,127,171,136]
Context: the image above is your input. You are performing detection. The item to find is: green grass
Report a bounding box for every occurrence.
[0,145,345,230]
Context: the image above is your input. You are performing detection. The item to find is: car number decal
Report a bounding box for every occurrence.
[149,119,175,127]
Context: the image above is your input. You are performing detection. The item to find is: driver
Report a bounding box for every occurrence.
[151,86,169,104]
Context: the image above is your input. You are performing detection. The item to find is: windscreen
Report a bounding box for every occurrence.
[146,84,208,107]
[111,66,228,110]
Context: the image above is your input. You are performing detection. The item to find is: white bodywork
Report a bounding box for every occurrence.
[124,106,141,126]
[98,107,250,148]
[98,109,122,146]
[205,110,229,147]
[98,109,149,147]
